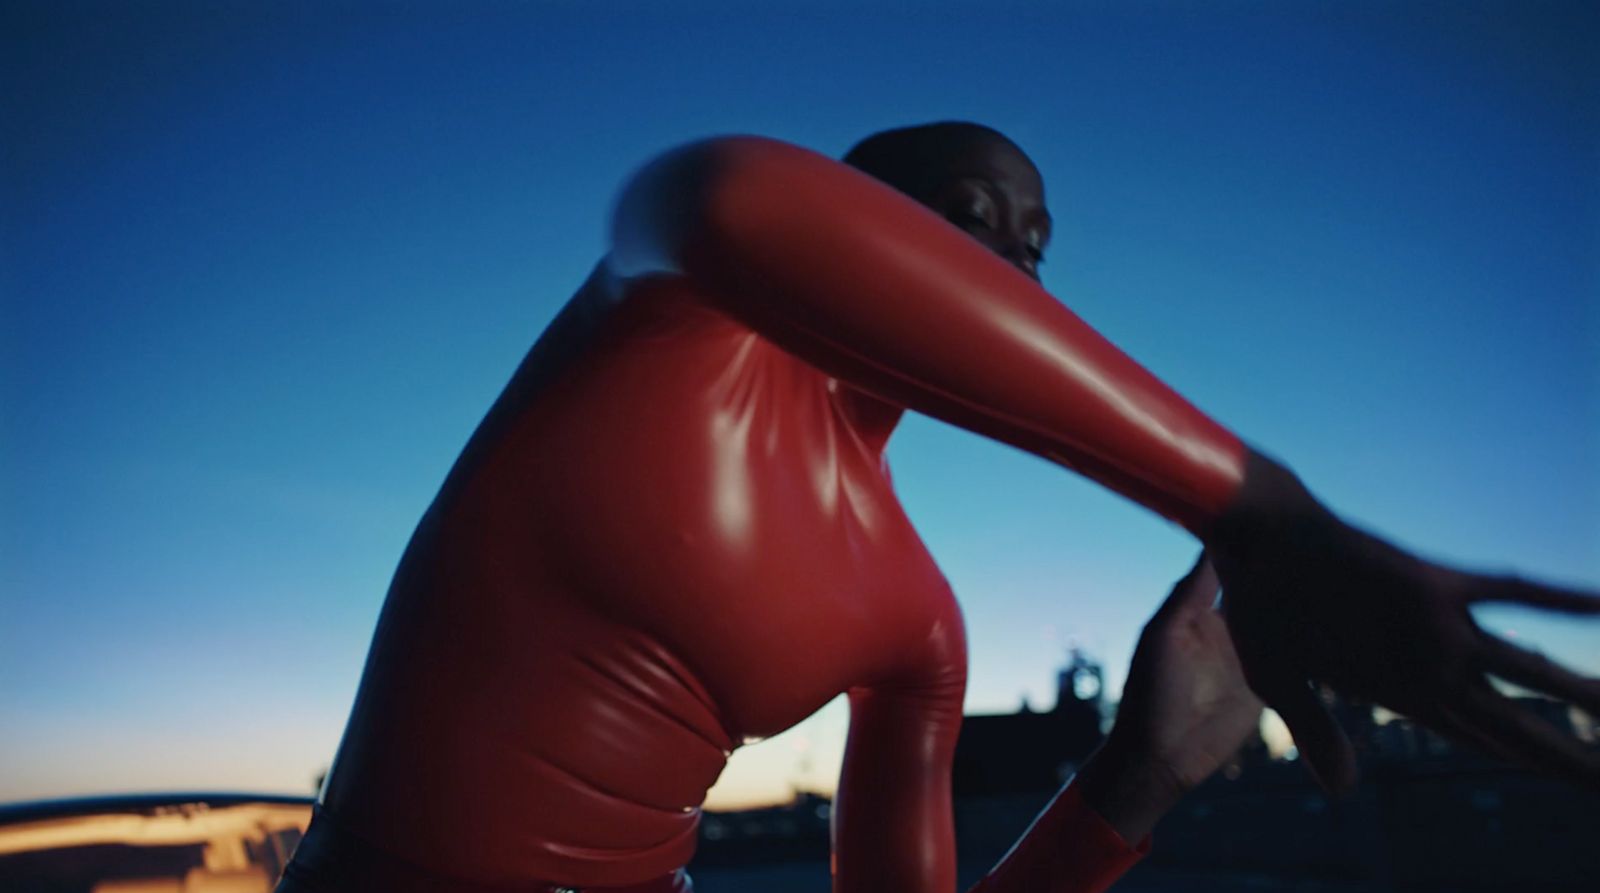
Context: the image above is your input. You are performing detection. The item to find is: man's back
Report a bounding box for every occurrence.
[316,270,965,887]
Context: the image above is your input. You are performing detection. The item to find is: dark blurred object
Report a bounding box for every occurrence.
[694,792,831,867]
[691,684,1598,892]
[956,692,1599,893]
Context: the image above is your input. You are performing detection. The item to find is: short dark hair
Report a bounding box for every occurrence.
[842,121,1020,198]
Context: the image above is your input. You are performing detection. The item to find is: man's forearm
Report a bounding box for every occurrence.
[966,758,1152,893]
[1073,740,1188,845]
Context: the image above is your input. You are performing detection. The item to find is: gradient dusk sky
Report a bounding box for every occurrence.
[3,1,1596,809]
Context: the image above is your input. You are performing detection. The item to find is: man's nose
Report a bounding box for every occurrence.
[1003,244,1039,281]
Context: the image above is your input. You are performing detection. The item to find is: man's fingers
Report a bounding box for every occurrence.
[1468,576,1600,614]
[1455,686,1600,788]
[1155,551,1219,620]
[1267,680,1358,796]
[1476,635,1600,715]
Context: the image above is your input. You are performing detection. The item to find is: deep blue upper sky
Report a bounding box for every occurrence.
[3,1,1595,806]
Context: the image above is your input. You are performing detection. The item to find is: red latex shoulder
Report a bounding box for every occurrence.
[611,136,1245,533]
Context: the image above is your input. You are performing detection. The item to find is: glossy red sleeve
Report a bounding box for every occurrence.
[608,136,1246,533]
[967,780,1150,893]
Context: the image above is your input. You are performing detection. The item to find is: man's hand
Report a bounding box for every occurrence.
[1078,554,1264,842]
[1209,450,1600,794]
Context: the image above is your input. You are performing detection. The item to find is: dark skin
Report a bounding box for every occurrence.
[916,138,1052,282]
[910,135,1600,797]
[1076,555,1263,841]
[1213,454,1600,792]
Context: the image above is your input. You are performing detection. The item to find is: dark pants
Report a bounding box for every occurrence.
[276,809,694,893]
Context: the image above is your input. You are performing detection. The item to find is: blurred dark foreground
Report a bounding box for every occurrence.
[691,676,1597,892]
[4,681,1593,893]
[1,758,1591,893]
[689,760,1599,893]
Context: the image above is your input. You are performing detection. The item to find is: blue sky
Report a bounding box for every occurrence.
[3,1,1596,808]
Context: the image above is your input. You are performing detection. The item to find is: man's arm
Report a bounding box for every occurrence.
[834,559,1261,893]
[607,136,1245,534]
[605,136,1600,791]
[835,655,1147,893]
[970,555,1262,893]
[834,680,964,893]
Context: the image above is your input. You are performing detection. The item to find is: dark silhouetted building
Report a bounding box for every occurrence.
[950,650,1106,797]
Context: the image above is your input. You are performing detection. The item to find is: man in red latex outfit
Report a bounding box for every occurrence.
[277,123,1599,893]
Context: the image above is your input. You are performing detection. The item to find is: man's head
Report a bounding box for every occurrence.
[843,122,1051,280]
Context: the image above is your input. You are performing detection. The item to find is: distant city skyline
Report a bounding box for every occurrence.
[3,1,1596,809]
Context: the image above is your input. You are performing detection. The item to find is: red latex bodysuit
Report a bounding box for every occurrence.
[298,138,1246,893]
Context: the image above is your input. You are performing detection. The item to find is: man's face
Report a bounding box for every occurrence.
[921,139,1052,281]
